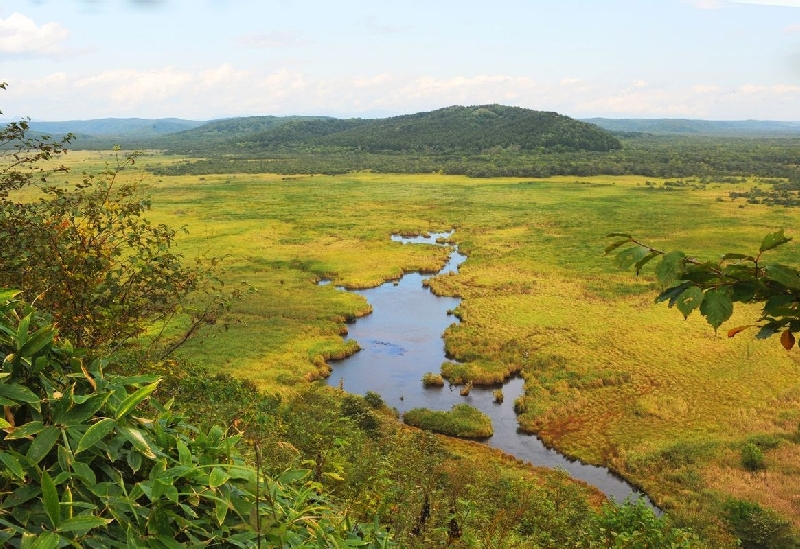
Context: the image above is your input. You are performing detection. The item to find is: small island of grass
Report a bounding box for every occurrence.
[403,403,493,438]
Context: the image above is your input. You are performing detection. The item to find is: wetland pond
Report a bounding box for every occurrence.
[325,232,650,505]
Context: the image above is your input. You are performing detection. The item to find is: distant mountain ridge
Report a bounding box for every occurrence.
[583,118,800,136]
[21,109,800,153]
[28,118,205,137]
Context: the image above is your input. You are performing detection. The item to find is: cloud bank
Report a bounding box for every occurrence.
[0,13,69,56]
[3,65,800,121]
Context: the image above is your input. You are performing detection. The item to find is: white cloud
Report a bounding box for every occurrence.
[7,66,800,121]
[0,12,69,56]
[784,23,800,31]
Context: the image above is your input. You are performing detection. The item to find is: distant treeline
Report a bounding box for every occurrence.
[44,103,800,182]
[152,135,800,181]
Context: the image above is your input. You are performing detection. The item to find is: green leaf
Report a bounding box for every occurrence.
[763,295,796,317]
[699,288,734,331]
[209,466,230,488]
[278,469,311,484]
[176,439,191,466]
[655,282,691,306]
[675,286,704,319]
[26,426,60,464]
[127,447,143,473]
[0,451,25,480]
[60,392,111,425]
[114,380,160,420]
[16,313,31,351]
[760,229,792,253]
[764,264,800,289]
[155,535,186,549]
[0,383,41,408]
[0,289,21,304]
[2,484,41,509]
[41,470,61,528]
[71,461,96,485]
[615,246,651,271]
[655,251,686,286]
[757,323,781,340]
[604,239,630,255]
[75,418,116,455]
[721,253,755,261]
[634,251,660,275]
[116,424,157,459]
[18,325,54,358]
[4,420,45,440]
[56,515,112,533]
[22,531,60,549]
[731,281,758,303]
[215,497,229,525]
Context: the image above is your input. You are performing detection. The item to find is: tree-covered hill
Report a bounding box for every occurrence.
[231,104,622,154]
[53,105,622,154]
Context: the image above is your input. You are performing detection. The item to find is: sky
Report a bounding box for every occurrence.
[1,0,800,121]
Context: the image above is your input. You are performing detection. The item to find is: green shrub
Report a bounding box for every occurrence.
[587,499,703,548]
[0,292,257,547]
[403,404,493,438]
[363,390,385,409]
[421,372,445,387]
[741,442,766,471]
[0,292,396,548]
[724,498,797,549]
[340,393,380,434]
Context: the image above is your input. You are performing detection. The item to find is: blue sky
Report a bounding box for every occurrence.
[1,0,800,121]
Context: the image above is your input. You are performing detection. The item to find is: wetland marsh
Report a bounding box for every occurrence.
[40,152,800,540]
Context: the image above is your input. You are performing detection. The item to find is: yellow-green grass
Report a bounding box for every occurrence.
[25,152,800,534]
[403,403,494,438]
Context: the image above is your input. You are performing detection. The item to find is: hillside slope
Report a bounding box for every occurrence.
[230,104,622,153]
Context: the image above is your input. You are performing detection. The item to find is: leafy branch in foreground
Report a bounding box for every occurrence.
[0,292,396,548]
[606,229,800,348]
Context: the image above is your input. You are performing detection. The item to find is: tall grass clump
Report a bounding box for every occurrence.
[403,404,493,438]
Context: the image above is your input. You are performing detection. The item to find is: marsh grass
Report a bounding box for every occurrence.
[403,404,494,438]
[30,152,800,539]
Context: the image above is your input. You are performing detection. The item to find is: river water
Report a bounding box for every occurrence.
[326,232,650,505]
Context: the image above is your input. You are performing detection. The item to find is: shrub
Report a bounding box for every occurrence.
[363,390,386,409]
[741,442,766,471]
[724,498,797,549]
[422,372,445,387]
[587,499,703,548]
[0,292,257,547]
[403,404,493,438]
[0,292,396,548]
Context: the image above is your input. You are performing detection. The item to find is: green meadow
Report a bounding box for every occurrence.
[48,151,800,539]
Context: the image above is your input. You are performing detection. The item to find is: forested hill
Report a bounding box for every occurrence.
[199,105,623,154]
[43,105,621,153]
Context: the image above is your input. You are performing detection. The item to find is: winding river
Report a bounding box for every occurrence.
[326,232,651,505]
